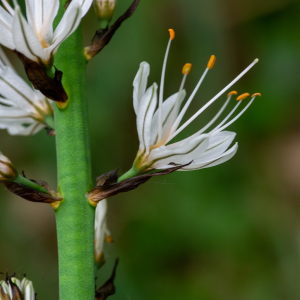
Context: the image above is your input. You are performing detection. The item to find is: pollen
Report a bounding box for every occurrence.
[227,91,238,97]
[182,63,193,75]
[236,93,250,101]
[168,29,175,40]
[251,93,261,97]
[207,55,216,69]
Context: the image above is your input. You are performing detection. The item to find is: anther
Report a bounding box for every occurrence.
[236,93,250,101]
[182,63,192,75]
[168,29,175,40]
[251,93,261,97]
[207,55,216,69]
[227,91,238,97]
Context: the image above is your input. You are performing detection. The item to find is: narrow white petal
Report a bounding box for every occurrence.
[13,6,48,61]
[23,281,35,300]
[180,143,238,170]
[193,131,236,163]
[0,6,14,49]
[0,105,32,117]
[8,122,44,135]
[46,4,81,55]
[1,0,14,16]
[133,62,150,114]
[150,90,186,145]
[0,66,39,112]
[149,134,209,168]
[136,84,157,153]
[95,199,108,257]
[71,0,93,16]
[0,46,15,69]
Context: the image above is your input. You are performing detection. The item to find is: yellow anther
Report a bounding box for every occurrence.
[227,91,238,97]
[207,55,216,69]
[236,93,250,101]
[251,93,261,97]
[168,29,175,40]
[106,235,114,243]
[182,63,193,75]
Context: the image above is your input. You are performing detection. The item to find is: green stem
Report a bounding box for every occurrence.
[14,174,49,194]
[53,5,95,300]
[118,167,140,182]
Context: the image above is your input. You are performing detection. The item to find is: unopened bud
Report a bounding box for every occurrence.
[0,153,17,181]
[93,0,117,28]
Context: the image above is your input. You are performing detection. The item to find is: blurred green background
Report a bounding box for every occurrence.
[1,0,300,299]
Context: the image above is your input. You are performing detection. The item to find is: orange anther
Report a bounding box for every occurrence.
[106,235,114,243]
[182,63,193,75]
[236,93,250,101]
[251,93,261,97]
[207,55,216,69]
[168,29,175,40]
[227,91,238,97]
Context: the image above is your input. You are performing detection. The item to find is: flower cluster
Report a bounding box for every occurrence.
[0,276,35,300]
[0,0,93,67]
[0,47,54,135]
[128,29,260,175]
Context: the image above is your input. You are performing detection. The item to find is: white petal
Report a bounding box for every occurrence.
[193,131,236,163]
[46,3,81,55]
[0,6,14,49]
[23,281,35,300]
[71,0,93,16]
[180,143,238,171]
[150,90,186,145]
[136,83,157,153]
[150,135,209,169]
[0,104,32,117]
[0,66,39,112]
[7,122,44,135]
[133,62,150,114]
[95,199,108,256]
[13,5,48,61]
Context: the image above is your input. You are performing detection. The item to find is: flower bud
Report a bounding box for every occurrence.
[0,153,17,181]
[93,0,117,28]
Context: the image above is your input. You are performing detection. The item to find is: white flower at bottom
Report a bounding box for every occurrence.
[0,276,35,300]
[0,47,54,135]
[94,199,112,266]
[130,29,260,174]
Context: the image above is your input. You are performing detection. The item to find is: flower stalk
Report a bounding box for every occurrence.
[53,1,95,299]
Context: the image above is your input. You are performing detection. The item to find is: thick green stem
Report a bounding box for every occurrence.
[53,8,95,300]
[14,174,49,194]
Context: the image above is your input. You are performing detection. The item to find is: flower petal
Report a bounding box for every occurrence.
[46,3,81,55]
[72,0,93,17]
[7,122,45,135]
[136,83,157,153]
[133,62,150,114]
[150,90,186,145]
[13,5,47,61]
[0,6,14,49]
[179,143,238,171]
[0,66,39,112]
[150,134,209,169]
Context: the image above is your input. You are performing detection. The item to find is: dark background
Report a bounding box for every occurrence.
[1,0,300,299]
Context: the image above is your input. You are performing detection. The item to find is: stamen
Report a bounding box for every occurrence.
[207,55,216,69]
[157,29,174,141]
[168,58,259,140]
[169,58,212,138]
[214,96,255,133]
[236,93,249,101]
[227,90,238,97]
[189,93,234,138]
[168,29,175,40]
[209,100,242,134]
[182,63,192,75]
[252,93,261,97]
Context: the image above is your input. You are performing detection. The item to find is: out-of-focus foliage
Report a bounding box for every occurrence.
[1,0,300,299]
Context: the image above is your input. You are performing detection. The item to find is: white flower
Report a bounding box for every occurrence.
[131,29,260,173]
[94,199,112,266]
[0,277,35,300]
[0,47,54,135]
[0,0,93,67]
